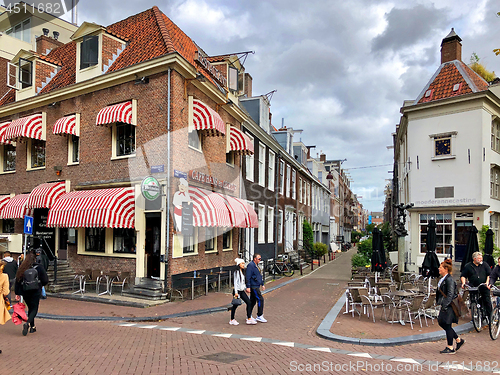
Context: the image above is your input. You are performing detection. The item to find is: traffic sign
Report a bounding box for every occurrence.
[24,215,33,235]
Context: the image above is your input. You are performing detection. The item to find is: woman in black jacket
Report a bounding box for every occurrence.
[436,258,465,354]
[14,251,48,336]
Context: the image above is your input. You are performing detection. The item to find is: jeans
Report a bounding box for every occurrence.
[249,287,264,318]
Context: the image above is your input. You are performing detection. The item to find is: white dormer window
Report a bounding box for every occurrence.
[19,58,33,89]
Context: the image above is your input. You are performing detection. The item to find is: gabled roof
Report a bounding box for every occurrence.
[415,60,489,104]
[2,6,216,106]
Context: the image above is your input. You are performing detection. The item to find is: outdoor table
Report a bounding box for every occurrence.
[388,290,415,325]
[181,276,205,300]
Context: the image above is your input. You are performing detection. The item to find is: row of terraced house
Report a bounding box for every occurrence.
[0,4,363,292]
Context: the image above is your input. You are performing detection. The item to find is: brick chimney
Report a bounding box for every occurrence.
[441,28,462,64]
[320,153,326,162]
[244,73,252,97]
[36,35,64,56]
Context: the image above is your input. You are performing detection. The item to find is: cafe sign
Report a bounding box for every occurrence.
[141,176,161,201]
[194,49,227,88]
[189,170,236,192]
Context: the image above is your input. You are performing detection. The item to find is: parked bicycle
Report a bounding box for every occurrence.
[489,285,500,340]
[465,283,491,333]
[267,255,294,277]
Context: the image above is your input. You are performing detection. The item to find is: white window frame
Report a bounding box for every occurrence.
[259,143,266,186]
[245,133,255,181]
[286,165,291,198]
[430,131,457,160]
[491,167,500,199]
[268,150,275,191]
[279,160,285,195]
[493,120,500,153]
[293,213,297,241]
[27,139,46,171]
[267,206,274,243]
[0,143,16,174]
[68,135,80,165]
[278,210,283,243]
[6,18,31,43]
[112,122,136,160]
[258,205,265,243]
[205,227,217,253]
[291,169,296,200]
[222,228,233,251]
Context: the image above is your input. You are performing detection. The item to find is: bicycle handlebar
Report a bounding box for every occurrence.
[464,282,489,291]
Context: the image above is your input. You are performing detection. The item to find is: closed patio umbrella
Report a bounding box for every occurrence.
[460,225,479,272]
[484,228,495,269]
[421,220,440,278]
[371,228,384,273]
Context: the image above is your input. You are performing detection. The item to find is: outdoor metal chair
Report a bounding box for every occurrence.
[405,294,426,329]
[110,271,130,295]
[347,288,363,318]
[358,287,387,322]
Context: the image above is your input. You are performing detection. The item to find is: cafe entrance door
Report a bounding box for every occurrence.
[455,220,473,262]
[145,213,161,278]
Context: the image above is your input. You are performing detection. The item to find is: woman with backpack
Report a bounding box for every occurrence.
[14,251,48,336]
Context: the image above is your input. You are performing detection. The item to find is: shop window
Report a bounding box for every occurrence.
[85,228,105,253]
[113,228,136,253]
[1,144,16,172]
[223,229,232,250]
[419,213,452,254]
[205,227,216,252]
[28,139,45,169]
[2,219,14,233]
[80,35,99,70]
[69,135,79,164]
[115,123,135,157]
[19,58,33,89]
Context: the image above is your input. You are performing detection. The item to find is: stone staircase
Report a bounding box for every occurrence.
[122,277,168,300]
[46,260,78,293]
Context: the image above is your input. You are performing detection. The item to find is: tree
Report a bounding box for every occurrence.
[351,230,363,244]
[470,52,496,82]
[303,220,314,257]
[365,223,376,234]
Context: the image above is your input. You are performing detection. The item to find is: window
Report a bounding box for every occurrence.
[299,178,302,203]
[318,171,322,183]
[80,35,99,70]
[268,150,275,191]
[19,58,32,89]
[303,180,306,203]
[1,144,16,172]
[116,123,135,157]
[491,167,500,199]
[85,228,105,253]
[30,140,45,168]
[307,184,311,206]
[293,213,297,241]
[419,214,452,254]
[69,135,79,164]
[279,161,285,195]
[113,228,136,253]
[258,205,265,243]
[205,227,216,252]
[2,219,14,233]
[291,169,296,199]
[188,128,201,150]
[226,151,234,165]
[492,120,500,153]
[6,19,30,43]
[286,165,291,198]
[278,210,283,243]
[491,214,500,248]
[223,229,232,250]
[267,207,274,243]
[245,133,254,181]
[183,232,196,254]
[258,143,266,186]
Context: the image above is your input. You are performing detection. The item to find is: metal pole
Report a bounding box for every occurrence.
[218,273,221,292]
[191,279,194,300]
[165,68,172,293]
[205,274,208,296]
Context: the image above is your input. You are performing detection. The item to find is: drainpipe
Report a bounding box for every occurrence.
[164,68,171,292]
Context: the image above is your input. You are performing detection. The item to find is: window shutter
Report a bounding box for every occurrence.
[7,62,18,89]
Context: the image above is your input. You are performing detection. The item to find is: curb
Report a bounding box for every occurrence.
[316,293,474,346]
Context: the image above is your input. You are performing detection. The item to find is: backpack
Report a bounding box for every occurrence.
[22,266,40,292]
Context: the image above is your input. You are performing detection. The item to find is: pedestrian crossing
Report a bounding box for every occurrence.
[115,322,498,373]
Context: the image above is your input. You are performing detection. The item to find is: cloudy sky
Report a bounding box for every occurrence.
[73,0,500,212]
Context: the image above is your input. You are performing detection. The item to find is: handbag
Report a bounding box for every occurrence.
[231,297,242,306]
[438,286,467,318]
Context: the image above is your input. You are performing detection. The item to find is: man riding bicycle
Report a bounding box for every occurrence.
[461,252,492,325]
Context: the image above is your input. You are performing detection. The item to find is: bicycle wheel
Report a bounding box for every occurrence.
[471,303,482,332]
[490,308,500,340]
[282,263,294,277]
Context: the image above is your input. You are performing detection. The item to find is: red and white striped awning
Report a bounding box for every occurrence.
[96,101,133,126]
[189,187,232,227]
[27,181,66,209]
[53,115,79,136]
[223,195,258,228]
[4,114,44,140]
[1,194,32,219]
[47,188,135,228]
[192,99,225,136]
[0,195,11,219]
[229,126,254,155]
[0,122,12,145]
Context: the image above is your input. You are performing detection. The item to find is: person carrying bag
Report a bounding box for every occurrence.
[1,260,13,354]
[229,258,252,326]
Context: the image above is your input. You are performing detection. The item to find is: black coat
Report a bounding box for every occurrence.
[436,274,458,325]
[490,265,500,286]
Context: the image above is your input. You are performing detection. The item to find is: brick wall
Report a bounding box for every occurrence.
[35,61,58,93]
[102,35,124,71]
[36,35,64,55]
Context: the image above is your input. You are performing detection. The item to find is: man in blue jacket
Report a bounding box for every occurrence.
[246,253,267,324]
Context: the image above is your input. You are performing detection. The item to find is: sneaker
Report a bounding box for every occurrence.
[440,347,456,355]
[255,315,267,323]
[22,323,29,336]
[455,339,465,351]
[29,327,36,333]
[229,320,239,326]
[246,318,257,325]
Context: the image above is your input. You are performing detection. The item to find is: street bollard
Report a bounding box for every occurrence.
[311,260,313,271]
[300,263,303,276]
[324,255,326,264]
[205,274,208,296]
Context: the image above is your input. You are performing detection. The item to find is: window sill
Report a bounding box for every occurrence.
[188,145,203,154]
[226,162,235,168]
[79,64,99,73]
[205,250,218,254]
[246,177,254,182]
[182,251,198,257]
[0,170,16,174]
[431,155,455,161]
[77,251,136,258]
[222,247,233,252]
[111,153,136,161]
[67,161,80,166]
[27,166,45,172]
